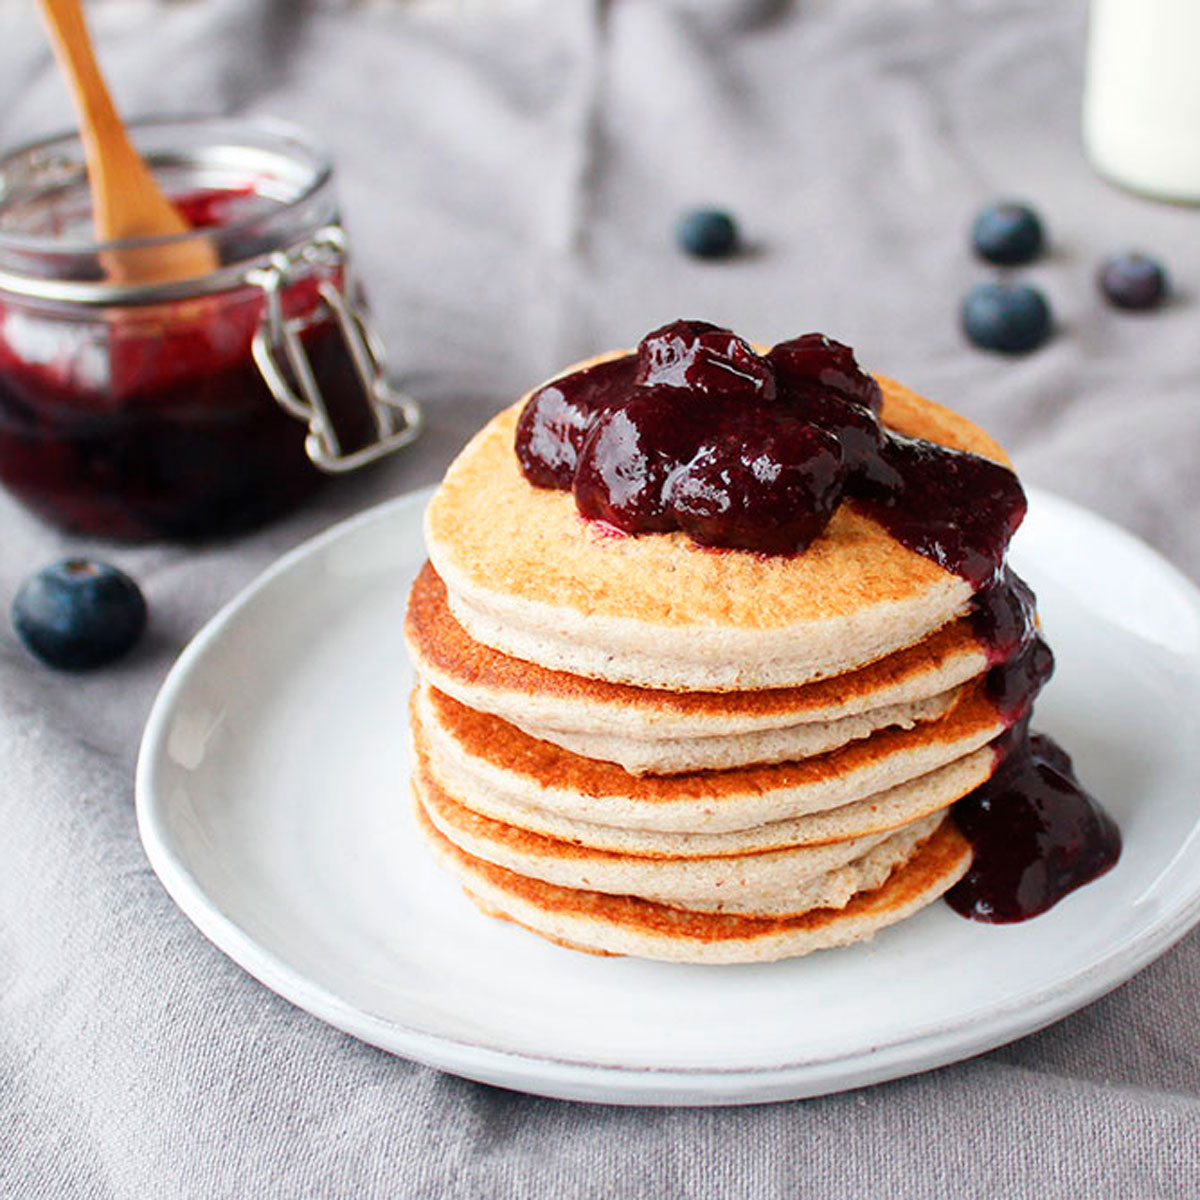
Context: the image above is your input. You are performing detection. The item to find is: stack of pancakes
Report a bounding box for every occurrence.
[405,366,1017,964]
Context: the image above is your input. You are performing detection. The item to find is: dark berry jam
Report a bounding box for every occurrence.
[514,319,1026,579]
[0,189,375,540]
[947,727,1121,923]
[969,568,1037,665]
[514,355,637,489]
[637,321,777,400]
[985,636,1055,725]
[967,567,1055,725]
[767,333,882,414]
[171,186,259,232]
[668,414,845,554]
[852,432,1026,590]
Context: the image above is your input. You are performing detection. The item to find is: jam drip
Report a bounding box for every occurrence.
[968,568,1054,725]
[514,319,1026,583]
[947,726,1121,923]
[853,435,1026,590]
[970,568,1037,665]
[986,636,1054,725]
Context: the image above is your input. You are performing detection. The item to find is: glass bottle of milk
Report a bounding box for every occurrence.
[1083,0,1200,201]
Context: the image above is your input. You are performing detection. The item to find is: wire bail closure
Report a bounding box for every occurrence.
[246,226,421,473]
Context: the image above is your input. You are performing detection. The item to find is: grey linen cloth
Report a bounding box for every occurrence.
[2,0,1199,1195]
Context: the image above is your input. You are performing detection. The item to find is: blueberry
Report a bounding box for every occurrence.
[675,209,739,259]
[573,390,697,533]
[12,559,147,670]
[668,413,846,554]
[767,333,883,414]
[961,282,1052,354]
[635,319,773,399]
[515,355,637,488]
[970,201,1045,266]
[1098,252,1168,310]
[784,390,883,477]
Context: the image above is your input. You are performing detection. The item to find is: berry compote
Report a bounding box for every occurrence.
[516,319,1024,582]
[0,118,387,540]
[947,725,1121,923]
[968,566,1055,724]
[515,318,1121,922]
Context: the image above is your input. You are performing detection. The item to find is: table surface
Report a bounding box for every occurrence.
[1,1,1197,1196]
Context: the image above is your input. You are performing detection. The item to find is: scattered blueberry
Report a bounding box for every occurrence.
[12,559,147,670]
[961,281,1053,354]
[675,209,739,259]
[971,201,1045,266]
[1098,251,1168,310]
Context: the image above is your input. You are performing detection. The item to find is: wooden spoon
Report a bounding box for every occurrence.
[36,0,219,284]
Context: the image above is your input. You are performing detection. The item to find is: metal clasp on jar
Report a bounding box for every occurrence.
[246,226,421,473]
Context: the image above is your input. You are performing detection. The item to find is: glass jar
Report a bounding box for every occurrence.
[0,116,421,540]
[1083,0,1200,201]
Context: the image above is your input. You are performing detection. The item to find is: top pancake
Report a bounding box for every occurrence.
[425,357,1013,691]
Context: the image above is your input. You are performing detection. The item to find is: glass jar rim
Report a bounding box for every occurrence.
[0,114,337,305]
[0,113,333,255]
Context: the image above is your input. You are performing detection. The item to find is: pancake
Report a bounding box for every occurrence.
[406,562,990,747]
[513,688,960,774]
[414,713,993,856]
[415,740,947,915]
[418,770,944,918]
[415,798,974,964]
[424,366,1011,691]
[414,680,1005,834]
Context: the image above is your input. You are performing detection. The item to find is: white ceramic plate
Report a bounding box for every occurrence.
[136,487,1200,1105]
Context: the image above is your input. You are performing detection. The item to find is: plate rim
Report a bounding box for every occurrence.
[135,486,1200,1105]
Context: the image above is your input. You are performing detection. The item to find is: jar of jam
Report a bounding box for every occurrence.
[0,116,421,539]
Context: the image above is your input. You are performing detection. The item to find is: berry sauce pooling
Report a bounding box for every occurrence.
[946,727,1121,923]
[954,564,1111,924]
[514,319,1026,584]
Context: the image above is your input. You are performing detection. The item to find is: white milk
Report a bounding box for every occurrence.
[1083,0,1200,201]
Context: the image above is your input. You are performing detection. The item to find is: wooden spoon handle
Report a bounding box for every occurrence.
[37,0,190,241]
[36,0,219,282]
